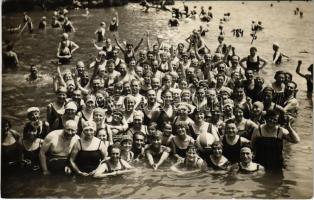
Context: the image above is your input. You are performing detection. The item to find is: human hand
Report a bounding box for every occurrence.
[43,170,50,175]
[64,166,72,175]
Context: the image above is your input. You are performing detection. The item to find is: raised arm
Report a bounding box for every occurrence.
[134,37,144,52]
[146,31,151,51]
[283,116,300,143]
[113,34,126,53]
[296,60,306,78]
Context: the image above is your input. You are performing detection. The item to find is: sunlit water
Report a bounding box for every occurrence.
[1,1,313,198]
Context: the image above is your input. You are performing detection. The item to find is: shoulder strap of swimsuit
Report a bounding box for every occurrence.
[276,126,280,138]
[258,125,262,137]
[79,139,82,150]
[98,140,102,150]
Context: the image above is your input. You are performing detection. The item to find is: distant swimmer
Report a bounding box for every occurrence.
[38,16,47,30]
[23,12,34,33]
[62,17,76,33]
[3,43,19,71]
[272,43,289,65]
[109,12,119,32]
[300,11,303,18]
[168,14,180,27]
[7,24,21,33]
[296,60,313,96]
[95,22,106,42]
[26,65,43,82]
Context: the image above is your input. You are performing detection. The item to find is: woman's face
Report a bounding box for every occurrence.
[112,113,122,123]
[179,81,188,89]
[83,128,95,140]
[195,112,205,122]
[97,130,107,142]
[163,125,172,137]
[93,113,104,124]
[28,111,40,122]
[234,109,244,119]
[121,140,132,151]
[252,105,262,115]
[197,89,205,99]
[86,100,95,109]
[224,104,233,114]
[152,137,161,149]
[266,115,279,127]
[212,145,223,158]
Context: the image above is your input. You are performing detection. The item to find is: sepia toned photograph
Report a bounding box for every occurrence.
[1,0,313,198]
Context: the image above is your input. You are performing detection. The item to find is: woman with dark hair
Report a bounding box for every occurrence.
[170,121,195,161]
[251,111,300,172]
[272,70,286,106]
[2,118,22,172]
[239,47,268,73]
[21,125,43,171]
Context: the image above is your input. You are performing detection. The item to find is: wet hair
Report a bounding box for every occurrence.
[274,70,285,80]
[211,141,223,148]
[264,110,279,119]
[250,46,257,52]
[225,118,236,126]
[2,118,12,129]
[174,121,189,134]
[6,43,14,51]
[23,124,37,138]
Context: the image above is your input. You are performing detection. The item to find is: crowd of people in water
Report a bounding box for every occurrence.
[2,1,313,180]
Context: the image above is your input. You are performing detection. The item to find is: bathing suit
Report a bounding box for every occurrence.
[254,126,284,171]
[2,142,23,170]
[222,136,242,164]
[171,136,194,158]
[246,55,260,72]
[63,21,73,33]
[48,157,68,173]
[237,163,260,174]
[104,159,127,173]
[22,140,41,170]
[109,22,118,32]
[75,139,103,173]
[273,52,282,65]
[206,156,230,170]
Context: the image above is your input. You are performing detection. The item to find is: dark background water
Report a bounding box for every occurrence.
[2,1,313,198]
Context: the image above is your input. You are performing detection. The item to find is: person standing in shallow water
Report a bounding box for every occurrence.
[109,12,119,32]
[3,43,19,71]
[296,60,313,97]
[251,111,300,172]
[39,120,79,175]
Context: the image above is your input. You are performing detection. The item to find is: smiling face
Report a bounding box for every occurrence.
[240,149,253,164]
[28,111,40,122]
[212,143,223,158]
[134,134,145,149]
[225,122,238,138]
[82,127,95,140]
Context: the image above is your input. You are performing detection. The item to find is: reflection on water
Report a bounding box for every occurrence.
[2,1,313,198]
